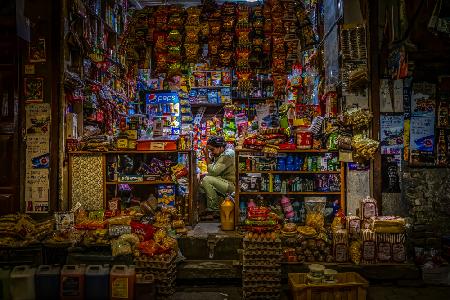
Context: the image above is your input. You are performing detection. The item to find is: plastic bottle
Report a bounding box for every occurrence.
[286,155,295,171]
[134,274,156,300]
[36,265,61,300]
[280,195,295,219]
[268,174,274,192]
[60,265,85,300]
[10,265,36,300]
[0,267,11,300]
[273,175,282,192]
[239,201,247,223]
[276,157,286,171]
[220,196,235,231]
[85,265,109,300]
[110,265,135,300]
[281,180,287,194]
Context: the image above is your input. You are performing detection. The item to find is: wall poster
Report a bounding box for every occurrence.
[25,103,50,213]
[380,115,404,155]
[29,38,46,63]
[409,91,436,165]
[24,77,44,103]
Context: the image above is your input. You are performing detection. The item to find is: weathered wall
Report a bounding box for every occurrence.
[403,168,450,249]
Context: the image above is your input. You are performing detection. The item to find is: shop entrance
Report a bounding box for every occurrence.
[0,51,19,215]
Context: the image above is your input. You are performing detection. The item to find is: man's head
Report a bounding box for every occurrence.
[206,136,226,157]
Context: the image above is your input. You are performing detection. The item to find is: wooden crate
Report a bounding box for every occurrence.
[288,272,369,300]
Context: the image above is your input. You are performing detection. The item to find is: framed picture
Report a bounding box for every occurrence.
[24,77,44,103]
[29,38,46,63]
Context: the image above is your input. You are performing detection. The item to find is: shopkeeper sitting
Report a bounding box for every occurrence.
[200,136,236,211]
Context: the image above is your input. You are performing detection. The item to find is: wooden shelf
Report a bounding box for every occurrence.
[106,180,173,185]
[236,148,339,153]
[238,192,341,195]
[190,103,225,108]
[232,97,273,101]
[68,150,190,154]
[190,86,230,89]
[238,170,340,174]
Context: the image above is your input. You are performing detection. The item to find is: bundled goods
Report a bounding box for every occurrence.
[333,229,348,263]
[80,135,113,151]
[305,197,326,233]
[376,233,406,263]
[370,216,406,234]
[340,107,373,129]
[349,240,362,265]
[243,206,279,232]
[242,232,282,299]
[348,67,368,91]
[361,229,376,264]
[360,196,378,229]
[352,134,379,161]
[331,209,346,233]
[346,215,361,238]
[292,230,334,263]
[0,214,55,247]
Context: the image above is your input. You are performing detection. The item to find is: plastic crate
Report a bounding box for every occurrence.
[288,272,369,300]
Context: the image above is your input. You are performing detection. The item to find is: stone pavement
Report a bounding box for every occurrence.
[171,285,450,300]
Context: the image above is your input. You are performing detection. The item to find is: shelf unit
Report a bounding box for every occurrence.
[65,0,130,140]
[106,180,173,185]
[235,149,346,224]
[190,86,230,89]
[68,150,195,224]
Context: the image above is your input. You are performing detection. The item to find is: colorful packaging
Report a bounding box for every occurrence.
[157,185,175,206]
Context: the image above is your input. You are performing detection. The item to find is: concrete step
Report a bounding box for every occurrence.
[179,222,242,260]
[177,260,241,281]
[176,259,421,283]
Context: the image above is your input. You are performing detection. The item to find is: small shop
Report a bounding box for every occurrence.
[1,0,450,299]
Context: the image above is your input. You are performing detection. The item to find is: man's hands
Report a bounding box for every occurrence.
[202,147,211,164]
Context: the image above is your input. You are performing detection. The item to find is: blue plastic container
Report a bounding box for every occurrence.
[85,265,109,300]
[276,157,286,171]
[295,156,303,170]
[36,265,61,300]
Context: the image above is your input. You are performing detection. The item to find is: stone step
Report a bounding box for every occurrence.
[176,259,421,283]
[179,222,242,260]
[177,260,241,281]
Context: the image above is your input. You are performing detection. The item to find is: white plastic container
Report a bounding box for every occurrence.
[10,265,36,300]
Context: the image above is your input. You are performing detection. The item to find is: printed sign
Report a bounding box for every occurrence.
[25,103,50,213]
[146,91,178,104]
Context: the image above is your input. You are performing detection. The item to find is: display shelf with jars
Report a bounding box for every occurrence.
[235,149,346,225]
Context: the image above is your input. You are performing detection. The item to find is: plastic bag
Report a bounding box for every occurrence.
[111,239,132,257]
[305,197,326,232]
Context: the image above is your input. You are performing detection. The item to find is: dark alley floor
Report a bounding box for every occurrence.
[170,285,450,300]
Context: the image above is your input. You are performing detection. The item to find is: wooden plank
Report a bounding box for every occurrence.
[368,0,382,210]
[340,161,346,213]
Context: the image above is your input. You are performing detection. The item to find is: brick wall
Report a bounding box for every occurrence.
[403,168,450,250]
